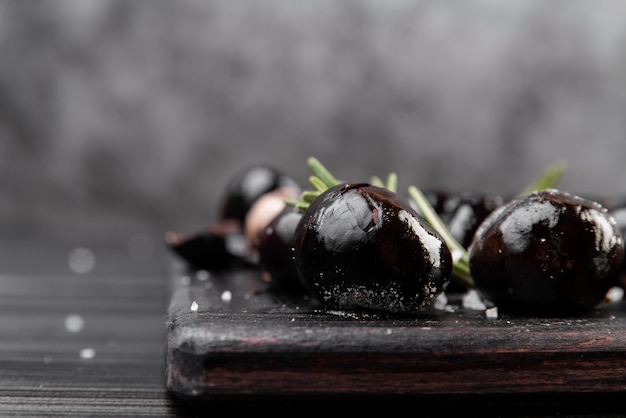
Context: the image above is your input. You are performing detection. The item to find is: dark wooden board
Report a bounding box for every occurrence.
[165,261,626,412]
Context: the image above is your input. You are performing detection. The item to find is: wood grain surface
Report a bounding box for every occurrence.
[4,230,626,416]
[0,231,202,417]
[165,261,626,415]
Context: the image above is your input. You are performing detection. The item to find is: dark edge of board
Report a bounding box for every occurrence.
[164,260,626,410]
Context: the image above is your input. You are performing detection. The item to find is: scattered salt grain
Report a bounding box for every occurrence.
[79,348,96,359]
[190,301,199,312]
[68,247,96,274]
[64,314,85,333]
[485,306,499,319]
[462,290,487,311]
[434,292,448,310]
[221,290,232,303]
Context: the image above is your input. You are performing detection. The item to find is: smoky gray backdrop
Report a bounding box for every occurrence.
[4,0,626,238]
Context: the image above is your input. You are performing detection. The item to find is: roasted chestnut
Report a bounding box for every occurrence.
[218,165,300,224]
[167,165,300,272]
[293,183,453,314]
[607,199,626,290]
[254,205,303,288]
[468,189,624,315]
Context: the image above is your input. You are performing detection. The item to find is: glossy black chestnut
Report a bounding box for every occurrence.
[255,205,303,289]
[218,165,300,224]
[607,199,626,290]
[410,190,504,249]
[293,183,453,314]
[468,189,624,315]
[444,193,505,249]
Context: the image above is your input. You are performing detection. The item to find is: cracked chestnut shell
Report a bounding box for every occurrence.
[293,183,453,314]
[468,189,624,315]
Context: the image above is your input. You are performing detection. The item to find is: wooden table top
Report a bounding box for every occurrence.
[3,228,626,416]
[0,229,202,417]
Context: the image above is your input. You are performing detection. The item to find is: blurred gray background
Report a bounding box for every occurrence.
[4,0,626,239]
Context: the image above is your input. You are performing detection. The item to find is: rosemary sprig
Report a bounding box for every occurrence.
[408,186,475,289]
[515,158,568,198]
[407,157,568,290]
[288,157,398,211]
[371,172,398,193]
[308,157,339,189]
[285,157,341,211]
